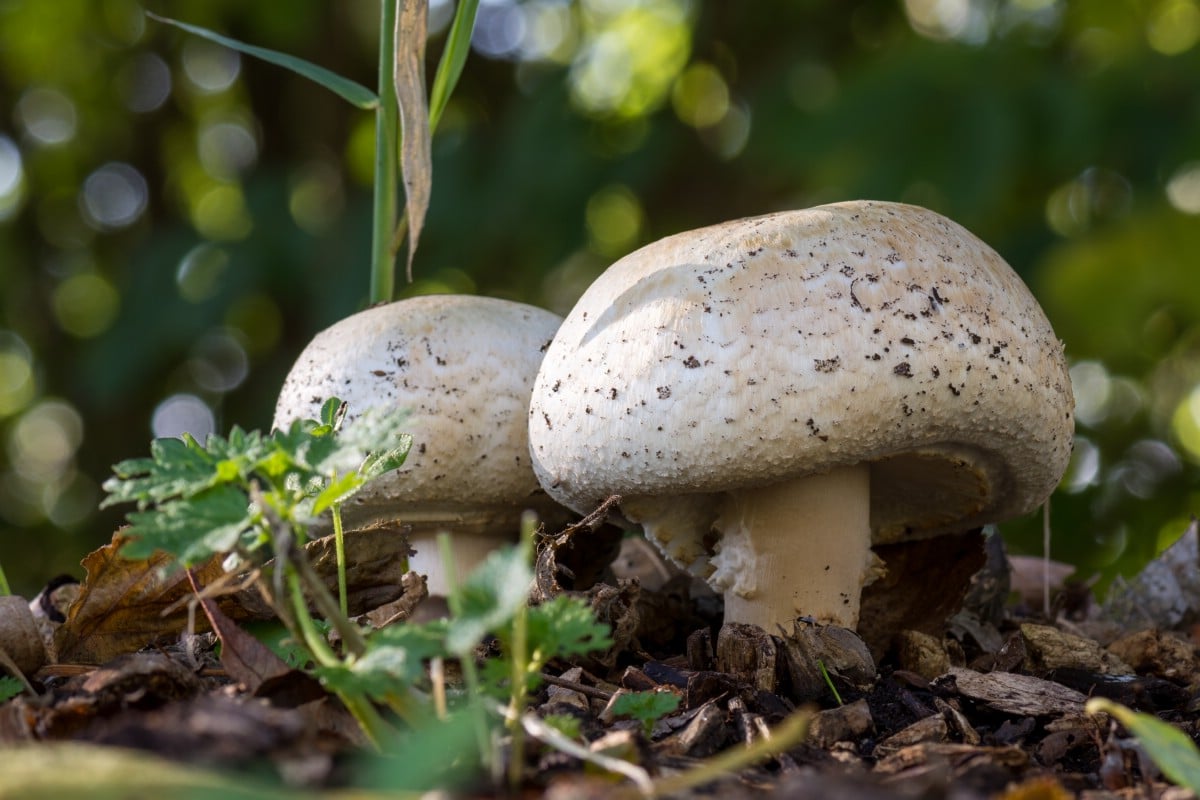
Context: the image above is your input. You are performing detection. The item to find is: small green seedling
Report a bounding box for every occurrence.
[818,659,844,706]
[610,690,682,737]
[105,407,616,785]
[0,676,23,704]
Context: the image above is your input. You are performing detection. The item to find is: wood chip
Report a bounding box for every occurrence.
[939,667,1088,716]
[808,698,873,748]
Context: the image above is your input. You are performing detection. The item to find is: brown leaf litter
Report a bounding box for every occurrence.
[1,518,1199,798]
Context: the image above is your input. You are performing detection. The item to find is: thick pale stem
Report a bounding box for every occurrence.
[408,530,499,598]
[714,464,872,630]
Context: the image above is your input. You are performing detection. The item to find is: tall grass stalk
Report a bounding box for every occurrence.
[370,0,401,304]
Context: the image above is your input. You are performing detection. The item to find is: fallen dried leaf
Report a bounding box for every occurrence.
[54,535,228,665]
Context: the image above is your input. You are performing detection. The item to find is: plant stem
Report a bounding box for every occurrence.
[507,576,528,790]
[370,0,400,304]
[291,536,368,657]
[332,503,349,618]
[505,513,539,790]
[286,566,390,749]
[287,567,340,669]
[0,560,9,596]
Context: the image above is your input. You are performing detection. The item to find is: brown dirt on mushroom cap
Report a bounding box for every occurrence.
[274,294,567,535]
[529,201,1074,566]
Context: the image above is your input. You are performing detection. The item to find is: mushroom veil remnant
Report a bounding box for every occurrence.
[528,201,1074,631]
[274,294,565,598]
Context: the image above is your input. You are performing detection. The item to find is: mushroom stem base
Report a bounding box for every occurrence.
[715,464,872,631]
[408,530,505,600]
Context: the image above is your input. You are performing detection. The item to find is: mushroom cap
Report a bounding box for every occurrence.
[529,201,1075,571]
[275,294,565,534]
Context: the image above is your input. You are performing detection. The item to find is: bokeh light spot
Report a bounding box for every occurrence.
[181,38,241,94]
[225,294,283,356]
[80,162,148,231]
[289,161,345,234]
[1170,384,1200,462]
[586,184,643,256]
[177,243,230,302]
[345,116,377,187]
[1070,360,1112,427]
[188,329,249,394]
[905,0,988,42]
[473,1,528,58]
[0,332,36,418]
[198,118,259,179]
[1062,436,1100,493]
[520,0,577,62]
[52,273,121,338]
[152,394,215,440]
[1146,0,1200,55]
[702,102,751,160]
[1044,167,1131,237]
[118,53,173,113]
[570,0,692,118]
[787,62,838,112]
[0,136,25,221]
[45,471,98,528]
[7,399,83,483]
[671,62,730,128]
[15,88,78,146]
[193,183,252,241]
[1166,162,1200,214]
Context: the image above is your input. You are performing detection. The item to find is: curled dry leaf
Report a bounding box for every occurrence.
[395,0,430,281]
[54,535,229,665]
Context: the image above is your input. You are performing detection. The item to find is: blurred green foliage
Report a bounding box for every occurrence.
[0,0,1197,596]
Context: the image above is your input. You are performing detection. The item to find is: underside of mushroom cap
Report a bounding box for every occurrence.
[274,294,565,534]
[529,201,1075,573]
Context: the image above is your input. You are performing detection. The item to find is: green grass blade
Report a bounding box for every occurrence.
[429,0,480,133]
[1087,698,1200,791]
[147,12,378,110]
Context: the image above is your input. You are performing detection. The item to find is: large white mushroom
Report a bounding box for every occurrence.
[529,201,1074,632]
[274,294,565,597]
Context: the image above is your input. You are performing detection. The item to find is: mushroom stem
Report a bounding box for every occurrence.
[408,529,502,599]
[713,464,872,631]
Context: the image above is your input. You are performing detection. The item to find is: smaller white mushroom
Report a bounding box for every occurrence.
[529,201,1075,632]
[274,294,565,598]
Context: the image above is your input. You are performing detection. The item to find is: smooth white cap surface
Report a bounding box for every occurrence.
[529,201,1075,574]
[275,294,564,536]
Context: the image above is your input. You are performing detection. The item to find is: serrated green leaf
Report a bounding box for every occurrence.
[446,546,532,656]
[610,690,681,734]
[119,485,254,565]
[311,472,366,516]
[526,595,613,663]
[101,437,220,508]
[319,397,346,431]
[146,13,378,110]
[319,622,448,699]
[1087,698,1200,791]
[359,438,412,482]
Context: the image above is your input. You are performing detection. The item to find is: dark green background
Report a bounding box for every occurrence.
[1,0,1197,595]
